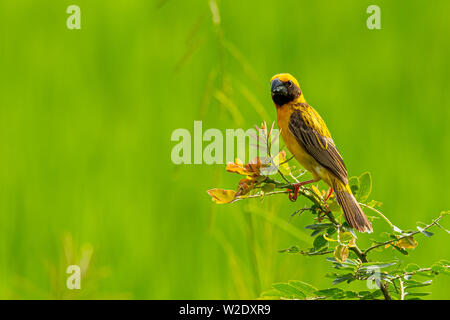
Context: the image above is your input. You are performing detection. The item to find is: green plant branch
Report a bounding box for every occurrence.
[399,279,406,300]
[392,265,450,281]
[324,211,392,300]
[245,179,395,299]
[300,250,334,256]
[228,174,450,300]
[234,189,289,201]
[249,179,394,300]
[363,215,446,255]
[209,126,449,300]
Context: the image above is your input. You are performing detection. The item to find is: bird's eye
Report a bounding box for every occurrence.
[286,80,293,86]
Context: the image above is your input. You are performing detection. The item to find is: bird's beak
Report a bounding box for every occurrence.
[271,78,287,96]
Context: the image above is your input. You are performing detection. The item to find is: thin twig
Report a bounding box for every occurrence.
[234,190,289,201]
[279,155,295,166]
[300,250,334,256]
[289,207,313,222]
[324,211,391,299]
[278,170,291,183]
[360,203,396,230]
[392,265,449,281]
[364,215,445,255]
[399,279,406,300]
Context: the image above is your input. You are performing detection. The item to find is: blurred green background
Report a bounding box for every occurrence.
[0,0,449,299]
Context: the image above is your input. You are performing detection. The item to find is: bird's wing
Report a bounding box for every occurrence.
[288,108,348,184]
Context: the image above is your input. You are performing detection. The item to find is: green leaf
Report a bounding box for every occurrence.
[396,236,418,249]
[437,260,450,275]
[405,292,431,297]
[357,291,373,299]
[357,172,372,202]
[260,289,284,298]
[367,290,383,299]
[272,283,306,299]
[332,273,354,285]
[345,259,359,266]
[288,280,317,297]
[416,226,433,237]
[310,229,321,237]
[305,223,334,230]
[414,271,436,279]
[360,261,397,270]
[334,245,349,263]
[438,259,450,265]
[339,231,354,243]
[315,288,344,298]
[431,264,445,273]
[332,291,347,299]
[340,222,357,238]
[326,257,358,270]
[404,280,432,289]
[344,291,358,299]
[313,235,328,251]
[278,246,300,254]
[327,227,337,235]
[405,263,421,272]
[261,183,275,193]
[380,273,395,281]
[392,245,409,255]
[356,290,383,300]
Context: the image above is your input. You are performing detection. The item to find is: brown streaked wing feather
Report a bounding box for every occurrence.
[301,104,333,139]
[289,109,348,184]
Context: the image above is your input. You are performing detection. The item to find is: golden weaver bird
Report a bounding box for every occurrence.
[270,73,372,233]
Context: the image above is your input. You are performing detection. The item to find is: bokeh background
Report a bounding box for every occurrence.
[0,0,449,299]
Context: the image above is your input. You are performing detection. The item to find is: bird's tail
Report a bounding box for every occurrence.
[332,178,373,233]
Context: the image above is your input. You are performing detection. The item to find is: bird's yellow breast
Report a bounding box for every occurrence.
[277,104,329,183]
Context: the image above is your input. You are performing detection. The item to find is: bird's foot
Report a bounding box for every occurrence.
[319,188,333,216]
[324,187,333,202]
[287,179,317,202]
[288,185,300,202]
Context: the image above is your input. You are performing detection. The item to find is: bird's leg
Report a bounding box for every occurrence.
[291,179,317,189]
[318,188,334,222]
[324,187,333,202]
[287,179,316,202]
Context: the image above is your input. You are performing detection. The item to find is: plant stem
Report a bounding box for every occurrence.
[399,279,406,300]
[325,211,392,300]
[230,179,448,301]
[392,265,449,281]
[300,250,334,256]
[360,203,396,230]
[363,215,445,255]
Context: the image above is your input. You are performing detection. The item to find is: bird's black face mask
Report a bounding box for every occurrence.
[271,78,301,106]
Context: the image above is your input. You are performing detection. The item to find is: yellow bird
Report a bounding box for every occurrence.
[270,73,372,233]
